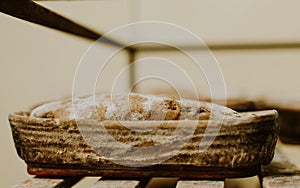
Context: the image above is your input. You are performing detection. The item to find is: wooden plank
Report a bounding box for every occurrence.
[262,176,300,188]
[176,180,224,188]
[90,178,148,188]
[133,42,300,51]
[12,176,82,188]
[260,149,300,188]
[261,149,300,176]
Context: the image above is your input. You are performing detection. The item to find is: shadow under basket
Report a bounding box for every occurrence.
[9,110,278,179]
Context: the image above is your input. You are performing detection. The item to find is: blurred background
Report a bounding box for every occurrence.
[1,0,300,187]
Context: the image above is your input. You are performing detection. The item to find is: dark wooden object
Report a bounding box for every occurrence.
[276,108,300,144]
[0,0,126,48]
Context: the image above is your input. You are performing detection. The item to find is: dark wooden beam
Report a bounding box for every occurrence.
[0,0,128,49]
[132,42,300,52]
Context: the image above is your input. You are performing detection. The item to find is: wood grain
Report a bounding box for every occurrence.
[262,176,300,188]
[176,180,224,188]
[12,176,81,188]
[261,149,300,188]
[90,178,148,188]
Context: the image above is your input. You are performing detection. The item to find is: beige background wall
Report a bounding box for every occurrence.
[1,1,300,187]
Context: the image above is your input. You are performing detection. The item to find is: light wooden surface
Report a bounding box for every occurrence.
[260,149,300,188]
[262,176,300,188]
[176,180,224,188]
[12,177,81,188]
[90,179,145,188]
